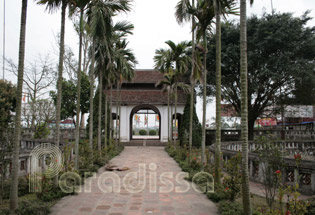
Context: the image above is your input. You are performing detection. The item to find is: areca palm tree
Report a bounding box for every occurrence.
[87,0,131,152]
[113,38,136,145]
[240,0,253,214]
[212,0,238,184]
[176,0,215,167]
[37,0,74,167]
[154,40,191,144]
[155,71,175,142]
[10,0,28,211]
[175,0,202,161]
[71,0,90,171]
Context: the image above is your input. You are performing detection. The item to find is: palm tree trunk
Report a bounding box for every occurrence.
[104,88,108,149]
[110,84,113,143]
[118,83,121,145]
[189,82,194,161]
[240,0,252,214]
[201,32,207,169]
[10,0,27,211]
[98,72,102,155]
[189,0,195,160]
[214,0,222,185]
[167,89,170,142]
[115,81,119,146]
[55,0,66,160]
[54,0,66,187]
[171,94,173,144]
[174,85,178,145]
[89,40,95,153]
[74,10,84,171]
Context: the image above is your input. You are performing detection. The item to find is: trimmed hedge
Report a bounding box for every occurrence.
[139,129,147,135]
[149,130,157,135]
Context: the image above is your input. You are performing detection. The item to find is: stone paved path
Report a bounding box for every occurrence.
[51,147,217,215]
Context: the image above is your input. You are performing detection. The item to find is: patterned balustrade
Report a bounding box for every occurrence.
[209,140,315,195]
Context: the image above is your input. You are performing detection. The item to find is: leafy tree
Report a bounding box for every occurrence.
[0,80,16,130]
[179,94,201,148]
[50,72,90,123]
[34,122,50,139]
[206,12,315,141]
[86,86,111,141]
[0,80,16,205]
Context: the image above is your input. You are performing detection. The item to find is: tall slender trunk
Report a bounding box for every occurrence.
[167,89,170,142]
[118,83,121,145]
[89,40,95,152]
[74,10,84,171]
[189,0,196,161]
[115,81,119,147]
[201,32,207,169]
[104,88,108,149]
[174,86,178,145]
[97,72,102,155]
[10,0,27,211]
[189,83,194,160]
[110,84,113,143]
[240,0,252,214]
[54,0,66,187]
[171,94,173,143]
[55,0,66,158]
[214,0,222,185]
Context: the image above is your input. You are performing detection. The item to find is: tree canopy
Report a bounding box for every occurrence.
[0,80,16,131]
[205,12,315,139]
[50,71,90,121]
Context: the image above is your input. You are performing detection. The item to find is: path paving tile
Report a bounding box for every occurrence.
[50,147,217,215]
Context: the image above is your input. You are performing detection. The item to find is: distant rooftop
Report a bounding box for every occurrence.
[125,69,164,84]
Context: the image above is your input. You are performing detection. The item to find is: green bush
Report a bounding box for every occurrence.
[15,201,50,215]
[218,201,243,215]
[3,177,29,199]
[34,123,50,139]
[149,130,157,135]
[179,94,202,147]
[306,198,315,215]
[139,129,147,135]
[207,190,227,203]
[36,177,69,202]
[0,209,10,215]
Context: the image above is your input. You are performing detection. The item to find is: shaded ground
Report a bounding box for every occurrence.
[51,147,217,215]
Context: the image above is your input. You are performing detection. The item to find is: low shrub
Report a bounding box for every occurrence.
[149,130,157,135]
[36,177,69,202]
[207,190,227,203]
[2,177,30,199]
[0,209,10,215]
[15,201,50,215]
[218,200,243,215]
[139,129,147,135]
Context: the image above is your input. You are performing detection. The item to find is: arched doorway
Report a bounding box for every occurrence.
[130,105,161,140]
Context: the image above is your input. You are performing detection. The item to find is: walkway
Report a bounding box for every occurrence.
[51,147,217,215]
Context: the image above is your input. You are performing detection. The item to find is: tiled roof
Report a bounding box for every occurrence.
[125,69,164,84]
[107,90,186,105]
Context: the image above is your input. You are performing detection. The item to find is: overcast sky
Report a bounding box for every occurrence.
[1,0,315,123]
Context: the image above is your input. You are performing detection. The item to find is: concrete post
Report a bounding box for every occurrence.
[311,171,315,194]
[249,160,253,179]
[294,168,299,186]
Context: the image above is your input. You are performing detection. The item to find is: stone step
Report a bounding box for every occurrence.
[122,140,166,146]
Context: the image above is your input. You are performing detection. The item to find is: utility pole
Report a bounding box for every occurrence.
[271,0,274,14]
